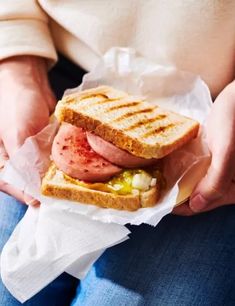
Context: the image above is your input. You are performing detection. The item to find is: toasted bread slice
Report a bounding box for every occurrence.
[55,86,199,159]
[41,163,160,211]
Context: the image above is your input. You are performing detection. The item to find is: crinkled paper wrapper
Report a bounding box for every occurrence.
[0,48,212,302]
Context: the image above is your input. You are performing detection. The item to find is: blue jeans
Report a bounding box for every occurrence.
[0,191,235,306]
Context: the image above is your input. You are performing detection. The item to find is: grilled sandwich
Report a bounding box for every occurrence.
[41,86,199,211]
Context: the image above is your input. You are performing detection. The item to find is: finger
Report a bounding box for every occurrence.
[175,182,235,215]
[0,180,40,206]
[23,193,40,206]
[194,195,235,214]
[189,151,234,213]
[0,139,8,169]
[173,184,235,215]
[205,181,235,212]
[172,202,196,216]
[0,180,25,203]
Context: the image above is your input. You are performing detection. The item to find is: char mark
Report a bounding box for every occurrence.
[142,124,174,138]
[81,98,123,110]
[79,94,121,111]
[113,107,155,123]
[66,93,108,104]
[92,97,122,106]
[105,101,140,113]
[81,94,109,100]
[123,114,167,131]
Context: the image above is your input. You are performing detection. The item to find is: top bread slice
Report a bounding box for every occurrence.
[55,86,199,159]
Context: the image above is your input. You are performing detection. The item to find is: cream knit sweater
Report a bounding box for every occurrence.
[1,0,235,97]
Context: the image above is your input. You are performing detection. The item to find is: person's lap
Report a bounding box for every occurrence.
[0,192,235,306]
[72,205,235,306]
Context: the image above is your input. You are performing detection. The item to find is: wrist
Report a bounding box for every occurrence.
[0,55,46,70]
[0,55,48,84]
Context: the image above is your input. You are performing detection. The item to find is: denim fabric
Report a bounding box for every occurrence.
[0,192,78,306]
[72,206,235,306]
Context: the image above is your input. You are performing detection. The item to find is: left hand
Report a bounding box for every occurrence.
[0,56,56,205]
[173,81,235,216]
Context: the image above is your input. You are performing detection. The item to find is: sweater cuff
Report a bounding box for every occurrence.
[0,19,58,66]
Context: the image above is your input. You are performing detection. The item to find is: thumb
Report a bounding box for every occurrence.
[189,159,231,212]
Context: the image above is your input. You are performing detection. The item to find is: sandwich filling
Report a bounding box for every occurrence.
[63,169,162,195]
[52,123,164,195]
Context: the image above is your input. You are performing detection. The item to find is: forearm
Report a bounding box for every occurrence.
[0,55,55,112]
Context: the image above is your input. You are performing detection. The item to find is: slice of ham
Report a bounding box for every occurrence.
[52,124,121,182]
[86,132,158,168]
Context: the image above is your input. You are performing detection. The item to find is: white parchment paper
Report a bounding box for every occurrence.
[0,48,212,302]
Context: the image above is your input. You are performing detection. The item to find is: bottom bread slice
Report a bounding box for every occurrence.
[41,163,160,211]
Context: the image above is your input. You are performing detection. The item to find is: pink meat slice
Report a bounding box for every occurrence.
[52,124,121,182]
[86,132,158,168]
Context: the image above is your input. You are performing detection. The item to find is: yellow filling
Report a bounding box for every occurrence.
[63,168,166,195]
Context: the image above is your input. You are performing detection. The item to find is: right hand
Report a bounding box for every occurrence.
[0,56,56,205]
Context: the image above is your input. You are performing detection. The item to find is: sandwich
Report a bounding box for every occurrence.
[41,86,199,211]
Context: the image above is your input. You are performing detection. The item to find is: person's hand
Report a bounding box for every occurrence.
[0,56,56,204]
[173,81,235,216]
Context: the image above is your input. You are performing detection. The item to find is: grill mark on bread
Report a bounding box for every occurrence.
[64,94,108,104]
[64,96,76,103]
[123,114,167,131]
[79,97,122,111]
[113,107,155,123]
[142,124,175,138]
[79,94,108,110]
[78,94,120,111]
[104,102,140,113]
[92,98,122,106]
[81,94,109,100]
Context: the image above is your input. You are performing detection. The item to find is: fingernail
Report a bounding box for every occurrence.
[24,194,39,206]
[25,199,40,206]
[190,193,208,212]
